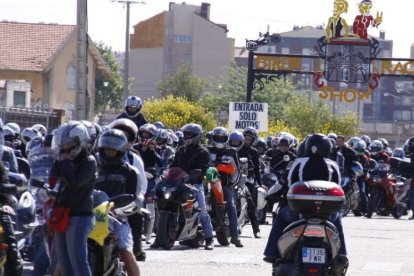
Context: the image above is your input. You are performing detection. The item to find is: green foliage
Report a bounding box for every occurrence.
[259,119,302,140]
[157,62,205,101]
[94,41,124,112]
[142,95,217,131]
[200,64,297,119]
[282,93,361,138]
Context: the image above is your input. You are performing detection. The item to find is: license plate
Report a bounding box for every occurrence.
[302,247,325,264]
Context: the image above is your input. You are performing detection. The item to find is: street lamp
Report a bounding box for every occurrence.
[384,93,398,98]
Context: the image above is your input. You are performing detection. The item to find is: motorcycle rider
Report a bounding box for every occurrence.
[95,129,141,276]
[208,127,244,247]
[336,135,359,178]
[270,137,296,179]
[379,138,393,156]
[390,137,414,220]
[369,139,390,163]
[0,160,23,275]
[109,118,148,261]
[228,130,261,238]
[263,133,347,265]
[154,129,175,168]
[239,127,262,238]
[353,140,370,215]
[153,123,215,250]
[117,96,148,129]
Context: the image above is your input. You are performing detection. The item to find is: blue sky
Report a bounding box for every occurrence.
[1,0,412,57]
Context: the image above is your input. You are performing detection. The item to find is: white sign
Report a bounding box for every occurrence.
[228,102,268,131]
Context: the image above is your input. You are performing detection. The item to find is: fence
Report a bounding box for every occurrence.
[0,107,64,131]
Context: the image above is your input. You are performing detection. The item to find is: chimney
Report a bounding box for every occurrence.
[200,3,210,20]
[380,30,385,39]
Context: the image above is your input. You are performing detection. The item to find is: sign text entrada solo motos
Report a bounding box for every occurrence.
[228,102,268,131]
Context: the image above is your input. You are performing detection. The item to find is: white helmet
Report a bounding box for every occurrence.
[256,186,267,210]
[21,127,42,145]
[32,124,47,136]
[51,121,89,160]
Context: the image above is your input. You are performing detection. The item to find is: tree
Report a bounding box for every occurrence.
[283,94,361,138]
[94,41,124,112]
[200,64,297,119]
[141,95,217,132]
[157,62,205,101]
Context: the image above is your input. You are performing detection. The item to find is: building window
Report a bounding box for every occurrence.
[281,47,289,54]
[67,65,76,90]
[173,34,192,43]
[13,91,26,107]
[394,110,411,120]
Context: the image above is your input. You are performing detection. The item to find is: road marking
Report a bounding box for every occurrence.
[362,262,403,272]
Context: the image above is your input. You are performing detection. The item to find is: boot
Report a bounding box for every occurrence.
[204,237,214,250]
[230,237,243,248]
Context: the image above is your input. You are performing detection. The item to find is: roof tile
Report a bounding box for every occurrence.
[0,21,75,72]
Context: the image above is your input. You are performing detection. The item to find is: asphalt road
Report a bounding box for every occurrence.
[23,212,414,276]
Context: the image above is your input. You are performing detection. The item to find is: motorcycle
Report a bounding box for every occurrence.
[366,161,410,219]
[154,167,204,250]
[88,190,149,276]
[235,158,250,234]
[274,180,349,276]
[0,181,19,274]
[144,167,163,243]
[205,166,230,246]
[8,172,37,251]
[29,178,150,276]
[340,162,364,217]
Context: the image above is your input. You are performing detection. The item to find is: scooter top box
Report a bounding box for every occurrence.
[287,181,345,215]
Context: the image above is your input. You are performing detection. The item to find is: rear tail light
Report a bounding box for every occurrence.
[303,225,325,237]
[0,243,8,251]
[308,267,319,273]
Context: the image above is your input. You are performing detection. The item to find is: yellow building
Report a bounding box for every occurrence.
[0,21,109,122]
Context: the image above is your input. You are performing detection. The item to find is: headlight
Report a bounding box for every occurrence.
[164,192,171,200]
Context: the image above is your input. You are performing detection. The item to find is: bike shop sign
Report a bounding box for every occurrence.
[228,102,268,131]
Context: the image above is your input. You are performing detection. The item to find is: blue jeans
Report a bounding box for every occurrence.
[55,216,94,276]
[193,183,213,239]
[264,206,347,259]
[222,185,239,238]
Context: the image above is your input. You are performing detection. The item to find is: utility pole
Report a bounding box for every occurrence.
[114,0,145,102]
[76,0,88,120]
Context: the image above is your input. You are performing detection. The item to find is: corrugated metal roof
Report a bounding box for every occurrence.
[0,21,75,72]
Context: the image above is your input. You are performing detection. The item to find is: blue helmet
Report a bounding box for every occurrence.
[228,130,244,150]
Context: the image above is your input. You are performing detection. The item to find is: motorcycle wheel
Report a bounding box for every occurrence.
[391,204,407,219]
[366,190,382,218]
[157,213,177,250]
[216,226,230,246]
[341,195,351,217]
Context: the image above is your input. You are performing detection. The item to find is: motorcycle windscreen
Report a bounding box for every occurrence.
[88,201,113,246]
[28,152,55,181]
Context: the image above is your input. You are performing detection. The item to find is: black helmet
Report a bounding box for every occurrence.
[181,123,203,146]
[98,129,128,166]
[243,127,258,143]
[304,133,332,158]
[254,138,267,151]
[110,118,138,143]
[211,127,229,149]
